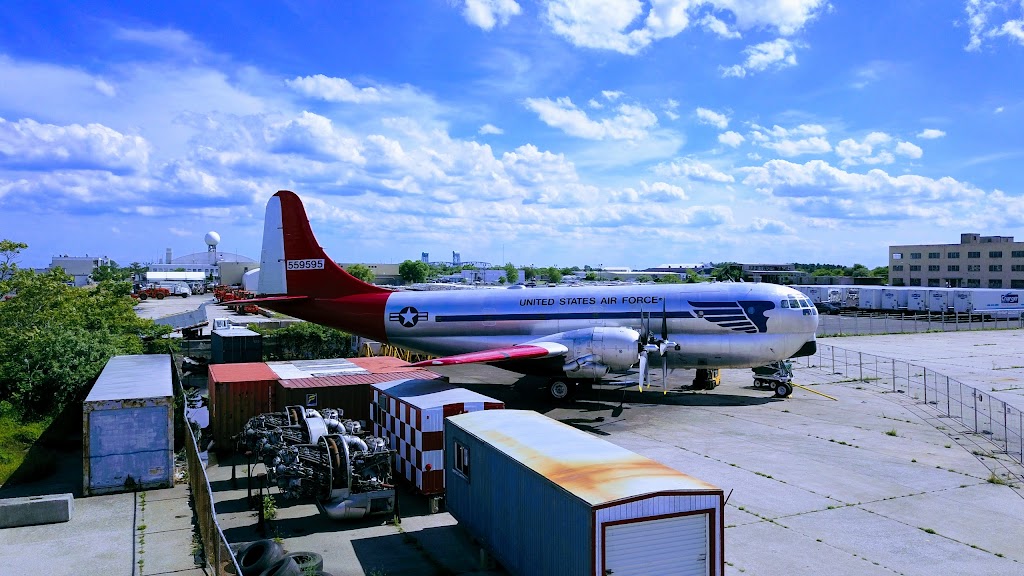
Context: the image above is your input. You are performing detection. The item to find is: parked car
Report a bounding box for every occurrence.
[815,302,841,315]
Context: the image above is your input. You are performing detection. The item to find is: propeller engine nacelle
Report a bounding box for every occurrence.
[535,327,641,378]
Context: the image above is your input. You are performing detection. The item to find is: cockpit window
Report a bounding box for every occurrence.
[781,299,789,308]
[789,298,801,308]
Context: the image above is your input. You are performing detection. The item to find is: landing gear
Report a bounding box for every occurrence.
[548,380,572,401]
[693,369,721,390]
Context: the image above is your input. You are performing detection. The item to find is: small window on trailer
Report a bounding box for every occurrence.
[454,441,470,480]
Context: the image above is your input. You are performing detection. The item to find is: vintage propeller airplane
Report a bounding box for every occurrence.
[239,190,819,400]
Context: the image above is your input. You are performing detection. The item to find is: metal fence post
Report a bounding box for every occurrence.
[1004,403,1009,454]
[859,352,863,382]
[974,390,979,433]
[923,367,928,404]
[946,376,950,417]
[831,346,836,374]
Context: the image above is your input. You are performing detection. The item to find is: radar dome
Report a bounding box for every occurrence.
[204,231,221,247]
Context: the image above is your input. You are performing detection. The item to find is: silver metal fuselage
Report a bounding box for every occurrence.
[382,282,818,372]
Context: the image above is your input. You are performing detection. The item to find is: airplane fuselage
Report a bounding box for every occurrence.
[269,281,818,377]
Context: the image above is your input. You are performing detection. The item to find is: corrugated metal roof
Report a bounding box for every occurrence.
[448,410,719,506]
[348,356,423,373]
[267,358,369,379]
[279,370,441,389]
[208,362,277,383]
[373,378,501,409]
[85,355,173,402]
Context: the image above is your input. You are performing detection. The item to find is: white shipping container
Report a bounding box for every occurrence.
[881,288,907,310]
[857,287,882,310]
[952,290,973,313]
[926,289,952,313]
[970,289,1024,318]
[83,355,174,496]
[906,290,928,311]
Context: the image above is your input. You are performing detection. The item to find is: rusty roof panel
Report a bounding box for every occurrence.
[278,370,441,388]
[347,356,423,373]
[207,362,277,383]
[447,409,718,506]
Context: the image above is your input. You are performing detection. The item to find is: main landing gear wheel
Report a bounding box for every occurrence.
[774,382,794,398]
[548,380,571,401]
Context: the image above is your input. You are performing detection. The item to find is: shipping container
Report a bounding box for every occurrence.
[211,327,263,364]
[952,289,973,313]
[83,355,174,495]
[269,357,440,424]
[906,289,928,311]
[970,289,1024,318]
[208,362,278,452]
[371,378,502,506]
[857,287,882,310]
[446,410,723,576]
[926,288,952,313]
[881,288,907,310]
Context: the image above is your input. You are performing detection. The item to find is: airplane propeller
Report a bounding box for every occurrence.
[637,300,677,394]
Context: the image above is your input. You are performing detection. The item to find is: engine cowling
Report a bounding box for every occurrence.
[532,327,640,379]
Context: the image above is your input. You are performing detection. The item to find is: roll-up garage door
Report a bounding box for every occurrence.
[604,513,709,576]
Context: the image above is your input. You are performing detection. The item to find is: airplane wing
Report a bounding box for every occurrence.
[410,342,569,367]
[224,295,311,305]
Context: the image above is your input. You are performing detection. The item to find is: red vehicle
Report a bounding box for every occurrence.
[136,287,171,300]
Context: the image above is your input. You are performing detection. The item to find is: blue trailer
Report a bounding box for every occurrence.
[445,410,723,576]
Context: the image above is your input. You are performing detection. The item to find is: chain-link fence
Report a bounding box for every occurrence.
[817,312,1024,337]
[184,408,241,575]
[803,343,1024,469]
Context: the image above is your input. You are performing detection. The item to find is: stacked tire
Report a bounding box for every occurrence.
[232,539,326,576]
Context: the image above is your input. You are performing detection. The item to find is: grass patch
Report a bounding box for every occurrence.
[0,405,55,486]
[920,527,937,535]
[885,428,898,437]
[987,473,1009,486]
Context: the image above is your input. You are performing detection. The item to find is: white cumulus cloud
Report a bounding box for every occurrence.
[750,123,831,157]
[286,75,386,103]
[721,38,800,78]
[462,0,522,30]
[479,123,504,135]
[917,128,946,139]
[654,157,735,182]
[749,218,795,234]
[695,107,729,129]
[718,131,745,147]
[542,0,825,55]
[0,117,150,172]
[894,140,923,159]
[742,159,985,221]
[964,0,1024,51]
[524,96,658,140]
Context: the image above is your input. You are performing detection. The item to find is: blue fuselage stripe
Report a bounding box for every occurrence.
[434,310,697,323]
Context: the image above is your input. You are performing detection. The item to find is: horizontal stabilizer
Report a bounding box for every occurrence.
[410,342,569,367]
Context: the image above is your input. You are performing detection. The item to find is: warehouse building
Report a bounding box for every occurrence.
[890,233,1024,289]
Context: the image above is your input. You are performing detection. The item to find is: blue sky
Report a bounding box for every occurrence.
[1,1,1022,271]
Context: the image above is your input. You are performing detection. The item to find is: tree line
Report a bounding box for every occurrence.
[0,240,174,418]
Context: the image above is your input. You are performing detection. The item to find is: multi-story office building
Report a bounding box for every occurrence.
[889,233,1024,289]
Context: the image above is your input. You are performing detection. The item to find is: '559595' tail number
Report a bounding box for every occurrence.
[287,259,325,270]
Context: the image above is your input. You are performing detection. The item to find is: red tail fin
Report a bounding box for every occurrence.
[258,190,389,298]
